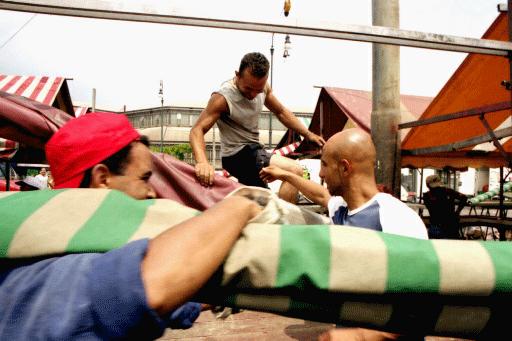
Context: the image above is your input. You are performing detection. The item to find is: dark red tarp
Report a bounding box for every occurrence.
[0,91,238,209]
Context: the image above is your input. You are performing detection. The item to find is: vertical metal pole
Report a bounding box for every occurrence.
[92,88,96,112]
[503,0,512,240]
[5,161,10,191]
[159,80,164,153]
[160,107,163,152]
[319,101,324,138]
[269,33,275,149]
[371,0,401,197]
[212,125,216,169]
[418,168,424,203]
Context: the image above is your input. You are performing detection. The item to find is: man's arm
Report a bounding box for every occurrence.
[141,196,261,316]
[189,94,227,186]
[264,89,325,147]
[260,165,331,207]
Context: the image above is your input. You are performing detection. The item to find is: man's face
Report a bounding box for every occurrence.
[319,148,344,196]
[235,69,268,100]
[108,142,156,200]
[40,168,47,176]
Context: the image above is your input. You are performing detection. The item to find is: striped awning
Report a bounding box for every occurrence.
[273,116,312,156]
[273,141,301,156]
[0,138,18,160]
[0,75,65,106]
[74,106,89,118]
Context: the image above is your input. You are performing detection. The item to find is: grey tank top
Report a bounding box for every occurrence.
[216,79,267,157]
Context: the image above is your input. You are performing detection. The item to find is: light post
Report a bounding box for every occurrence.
[158,80,164,152]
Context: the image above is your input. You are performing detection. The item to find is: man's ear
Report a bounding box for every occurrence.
[89,164,111,189]
[340,159,351,174]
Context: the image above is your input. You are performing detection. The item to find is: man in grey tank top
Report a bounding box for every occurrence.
[190,52,325,203]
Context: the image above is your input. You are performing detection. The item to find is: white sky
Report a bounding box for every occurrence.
[0,0,503,112]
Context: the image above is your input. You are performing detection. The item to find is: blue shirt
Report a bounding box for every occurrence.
[0,239,201,340]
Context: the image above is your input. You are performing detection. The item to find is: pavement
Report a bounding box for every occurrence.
[158,310,475,341]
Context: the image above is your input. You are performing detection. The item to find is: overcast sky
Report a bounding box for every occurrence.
[0,0,503,112]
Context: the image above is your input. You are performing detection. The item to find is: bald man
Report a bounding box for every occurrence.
[260,128,427,239]
[261,128,427,341]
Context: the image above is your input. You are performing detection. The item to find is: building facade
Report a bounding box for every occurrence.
[125,106,312,169]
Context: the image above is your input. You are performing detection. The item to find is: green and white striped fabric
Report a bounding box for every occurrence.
[1,189,511,338]
[469,181,512,204]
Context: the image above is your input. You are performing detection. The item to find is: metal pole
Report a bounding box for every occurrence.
[269,33,274,149]
[159,80,164,153]
[371,0,401,197]
[160,106,163,152]
[212,125,216,169]
[5,161,10,191]
[418,168,424,203]
[92,88,96,112]
[3,1,510,56]
[499,166,506,240]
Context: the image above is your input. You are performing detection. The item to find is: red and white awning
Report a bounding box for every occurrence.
[74,106,89,118]
[0,138,18,160]
[273,141,301,156]
[0,74,65,106]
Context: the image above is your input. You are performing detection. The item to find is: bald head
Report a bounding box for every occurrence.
[323,128,376,173]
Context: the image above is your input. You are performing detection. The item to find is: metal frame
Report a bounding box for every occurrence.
[1,0,512,56]
[399,101,512,161]
[401,127,512,155]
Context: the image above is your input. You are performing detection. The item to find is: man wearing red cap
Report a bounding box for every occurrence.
[46,112,156,200]
[0,112,262,340]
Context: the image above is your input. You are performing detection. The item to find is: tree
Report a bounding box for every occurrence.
[151,143,192,161]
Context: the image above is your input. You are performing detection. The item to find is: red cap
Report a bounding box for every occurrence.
[46,112,140,189]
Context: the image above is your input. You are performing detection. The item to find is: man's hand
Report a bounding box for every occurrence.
[306,131,326,147]
[195,162,215,186]
[260,165,290,183]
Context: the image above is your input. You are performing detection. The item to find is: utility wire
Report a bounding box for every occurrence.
[0,14,37,51]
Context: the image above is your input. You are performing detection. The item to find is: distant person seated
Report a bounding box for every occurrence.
[423,174,467,239]
[34,167,49,188]
[15,176,46,191]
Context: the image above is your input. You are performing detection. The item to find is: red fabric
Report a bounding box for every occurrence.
[150,153,240,211]
[0,91,71,148]
[46,112,140,189]
[0,90,238,207]
[0,180,19,191]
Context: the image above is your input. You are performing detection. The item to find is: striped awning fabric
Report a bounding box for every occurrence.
[74,106,89,118]
[0,74,65,106]
[0,138,18,160]
[2,188,512,338]
[273,116,312,156]
[273,141,301,156]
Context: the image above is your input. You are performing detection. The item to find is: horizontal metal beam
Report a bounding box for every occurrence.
[401,127,512,155]
[399,102,512,129]
[1,0,512,56]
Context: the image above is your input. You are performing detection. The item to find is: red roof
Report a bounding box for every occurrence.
[294,87,432,156]
[321,87,431,136]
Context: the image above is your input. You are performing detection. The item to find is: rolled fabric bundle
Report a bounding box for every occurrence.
[1,189,512,338]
